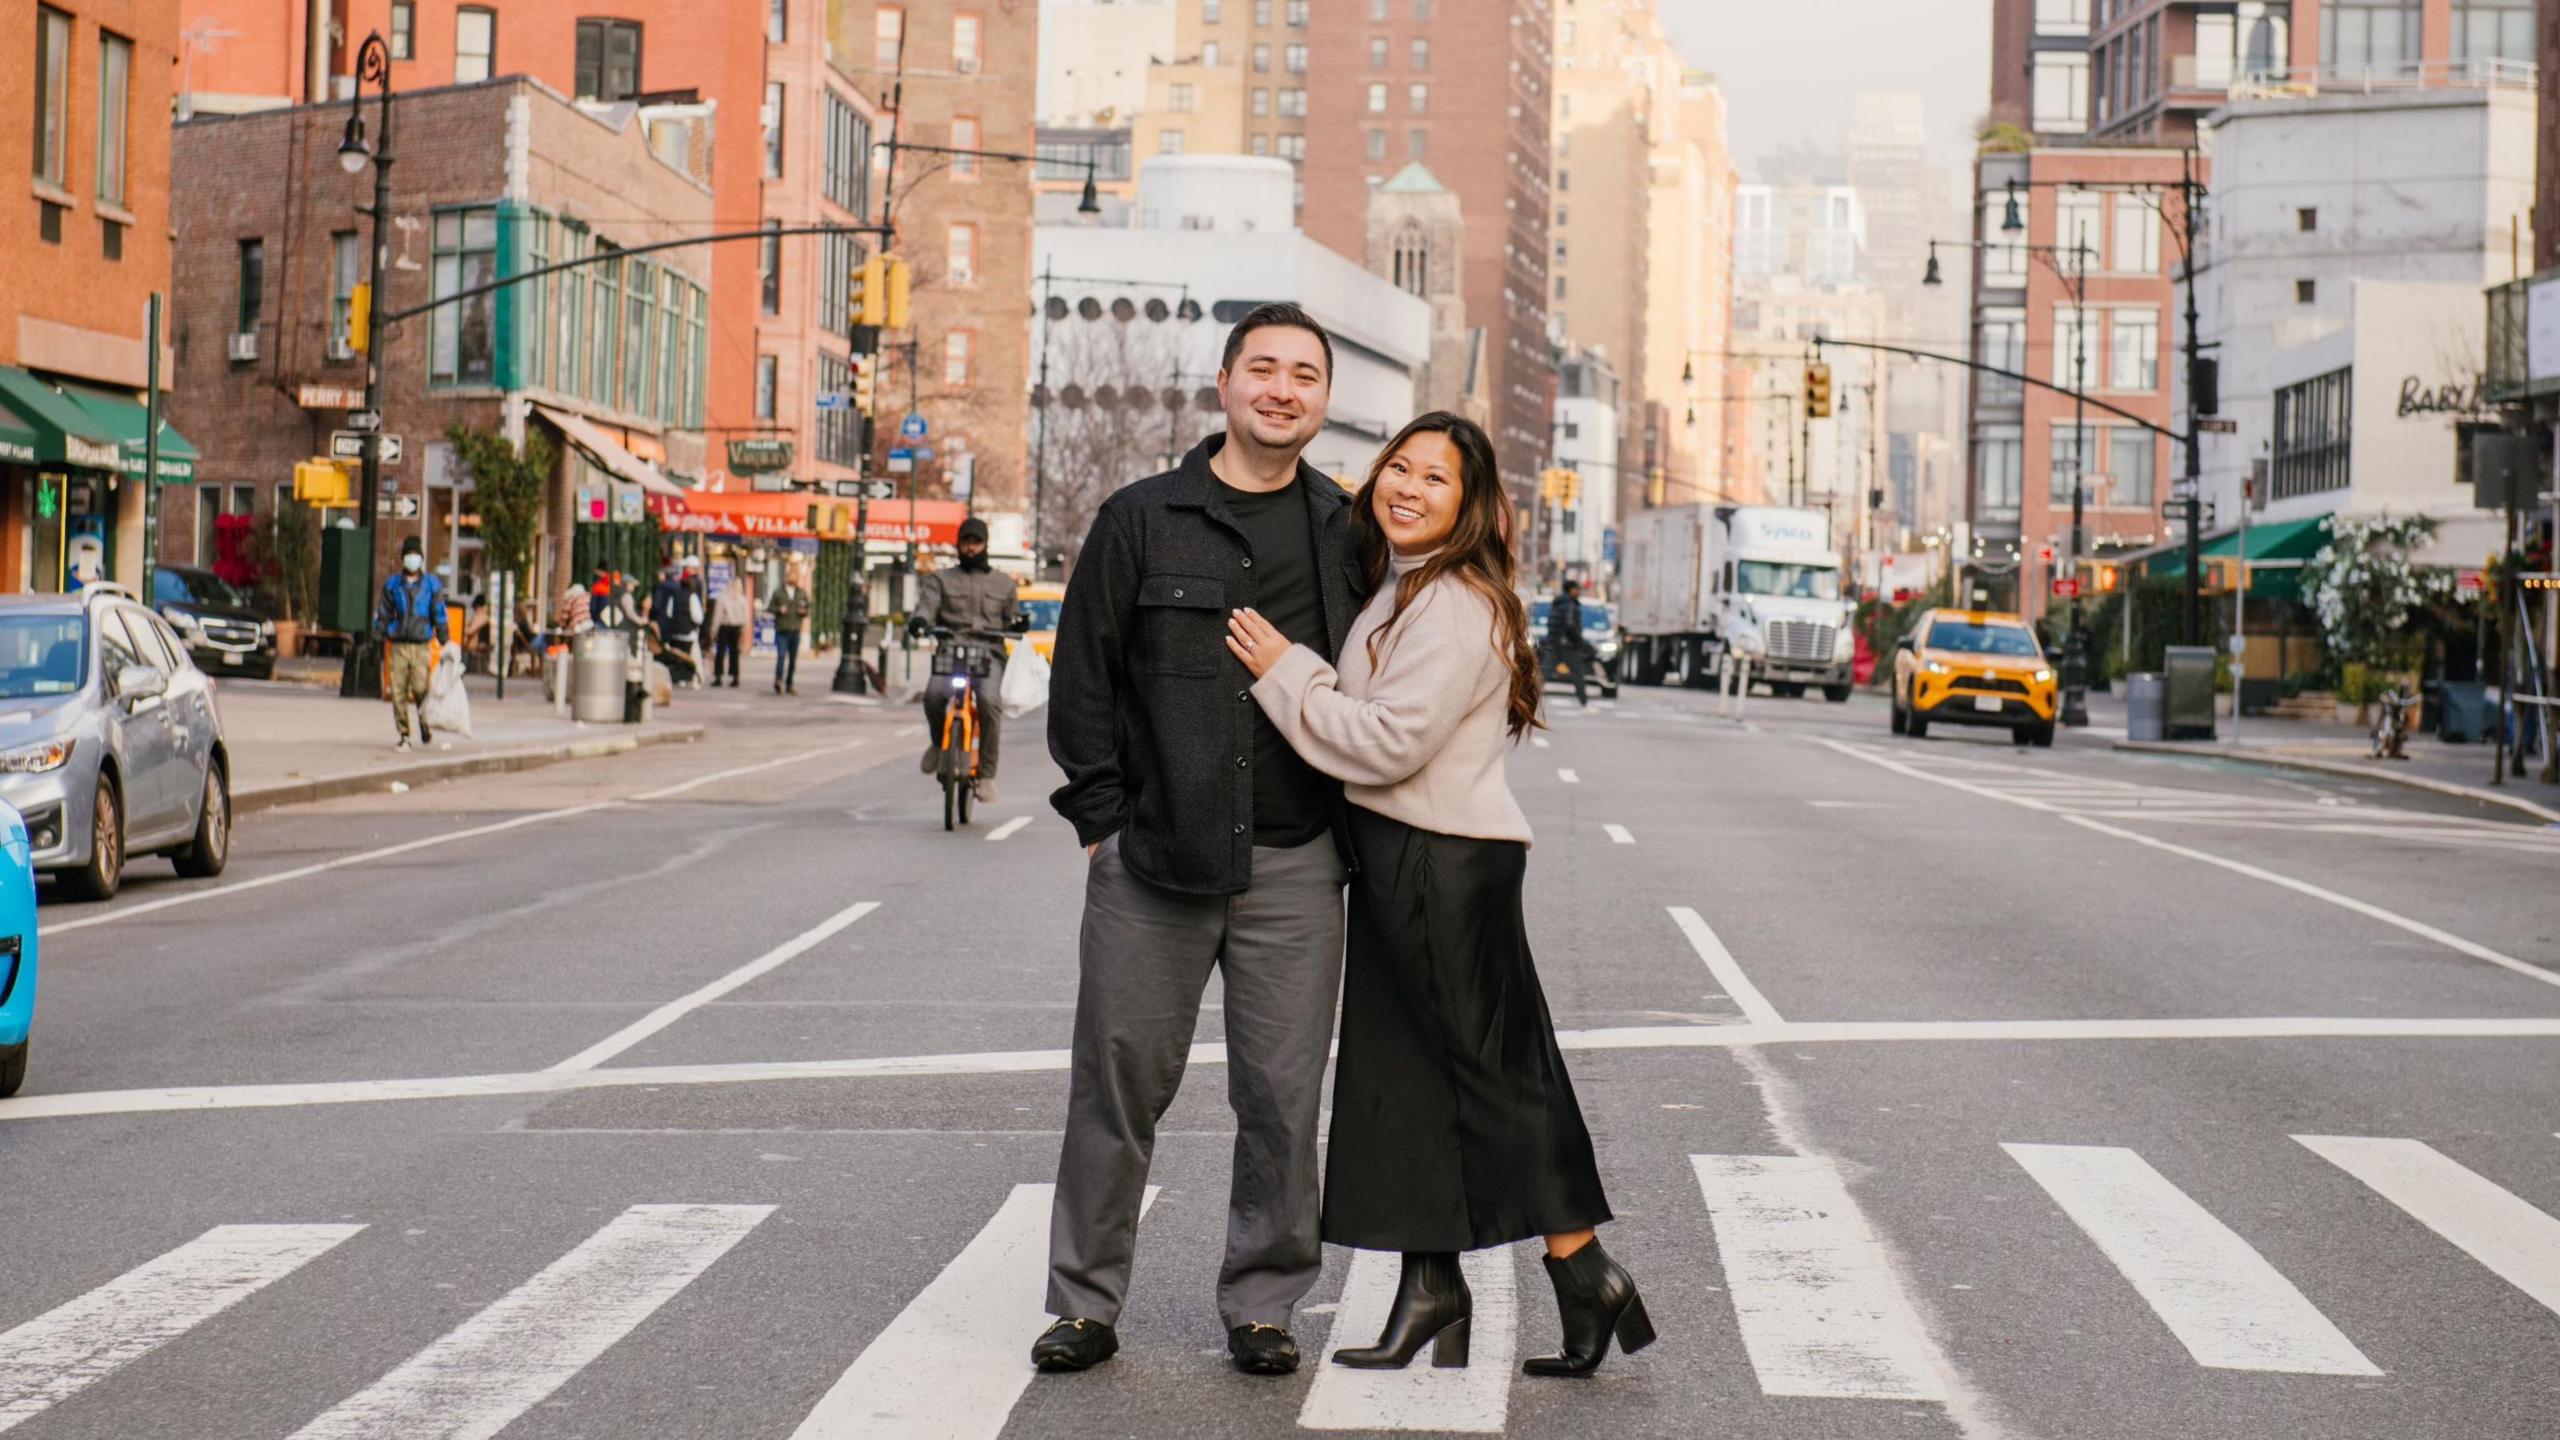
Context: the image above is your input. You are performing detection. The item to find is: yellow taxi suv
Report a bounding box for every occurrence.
[1015,582,1065,663]
[1890,609,2059,748]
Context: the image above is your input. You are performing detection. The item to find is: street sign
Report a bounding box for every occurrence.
[2051,576,2084,599]
[886,453,914,475]
[329,432,403,464]
[866,480,896,500]
[2197,417,2239,434]
[815,392,853,412]
[392,494,420,519]
[833,480,864,497]
[727,438,794,474]
[900,413,928,441]
[345,410,383,433]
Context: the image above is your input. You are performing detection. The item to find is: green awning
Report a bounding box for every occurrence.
[57,382,197,482]
[2149,514,2331,601]
[0,407,35,466]
[0,367,125,473]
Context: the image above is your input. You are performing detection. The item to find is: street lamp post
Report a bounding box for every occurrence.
[336,32,395,694]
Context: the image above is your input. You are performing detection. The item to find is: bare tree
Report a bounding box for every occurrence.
[1032,318,1218,576]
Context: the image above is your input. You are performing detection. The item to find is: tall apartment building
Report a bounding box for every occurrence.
[1848,92,1967,541]
[1303,0,1555,501]
[1172,0,1314,175]
[1646,75,1735,512]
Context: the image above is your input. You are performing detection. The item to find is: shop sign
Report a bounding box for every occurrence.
[726,438,794,474]
[64,435,121,471]
[297,383,365,410]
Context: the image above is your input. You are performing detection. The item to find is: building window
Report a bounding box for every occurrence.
[1369,36,1386,67]
[2053,305,2097,387]
[2034,0,2090,35]
[947,222,977,286]
[824,90,872,211]
[1203,0,1221,22]
[430,208,497,386]
[2031,53,2089,131]
[817,353,858,462]
[1254,0,1270,24]
[1168,83,1196,112]
[1365,129,1386,160]
[756,356,778,420]
[1367,82,1387,113]
[2295,278,2316,304]
[35,6,71,188]
[2055,192,2104,267]
[945,330,975,387]
[2109,308,2158,390]
[1253,43,1269,72]
[2048,425,2095,503]
[763,82,785,178]
[2108,196,2158,272]
[1978,306,2026,403]
[1160,129,1186,154]
[2108,427,2156,506]
[236,239,265,336]
[760,223,781,315]
[1554,275,1566,300]
[1202,40,1219,65]
[1981,192,2027,284]
[1409,128,1426,160]
[1391,223,1426,295]
[2271,366,2351,500]
[622,259,654,414]
[330,230,360,350]
[1412,0,1429,16]
[1278,88,1305,116]
[953,12,982,71]
[948,114,979,178]
[1370,0,1387,17]
[590,252,619,405]
[1286,0,1307,23]
[2297,206,2318,231]
[875,6,903,69]
[1277,133,1304,159]
[454,7,495,82]
[1977,425,2023,521]
[1251,133,1270,155]
[1409,82,1428,114]
[575,19,644,102]
[390,0,413,57]
[2454,0,2534,62]
[1252,88,1269,115]
[1286,43,1308,72]
[96,31,131,207]
[819,230,857,338]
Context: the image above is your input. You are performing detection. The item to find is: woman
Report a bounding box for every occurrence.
[1226,411,1652,1378]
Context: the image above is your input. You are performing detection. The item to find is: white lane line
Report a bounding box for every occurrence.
[1602,823,1635,845]
[2003,1143,2377,1374]
[292,1204,767,1440]
[1817,738,2560,992]
[792,1183,1155,1440]
[549,900,881,1072]
[985,816,1033,843]
[1690,1154,1949,1401]
[1530,736,1551,749]
[0,1223,362,1432]
[2297,1136,2560,1317]
[1667,906,1783,1027]
[627,740,866,801]
[41,740,870,938]
[21,1016,2560,1125]
[1300,1248,1517,1432]
[1556,768,1579,784]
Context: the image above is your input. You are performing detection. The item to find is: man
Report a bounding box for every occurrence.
[1038,303,1357,1378]
[911,516,1016,804]
[709,574,753,688]
[766,560,811,693]
[374,536,449,752]
[1548,577,1593,708]
[650,556,706,687]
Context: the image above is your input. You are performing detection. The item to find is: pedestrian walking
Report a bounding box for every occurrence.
[652,557,706,688]
[1036,303,1359,1379]
[1227,411,1651,1378]
[709,575,752,687]
[767,560,811,693]
[375,536,449,752]
[1548,577,1593,708]
[910,517,1017,803]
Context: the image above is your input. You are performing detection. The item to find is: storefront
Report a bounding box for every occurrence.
[0,367,197,594]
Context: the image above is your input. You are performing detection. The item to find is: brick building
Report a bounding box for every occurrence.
[166,78,712,602]
[1302,0,1555,503]
[3,0,194,593]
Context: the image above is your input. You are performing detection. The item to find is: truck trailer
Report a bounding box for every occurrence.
[1618,504,1855,699]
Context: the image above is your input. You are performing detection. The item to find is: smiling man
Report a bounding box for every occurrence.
[1038,303,1362,1378]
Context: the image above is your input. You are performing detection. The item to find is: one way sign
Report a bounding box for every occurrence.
[330,432,404,464]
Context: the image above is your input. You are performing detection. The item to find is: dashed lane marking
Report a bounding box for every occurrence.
[1603,824,1635,845]
[985,816,1033,842]
[1557,768,1580,784]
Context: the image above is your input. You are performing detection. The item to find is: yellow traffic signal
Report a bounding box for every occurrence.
[347,282,372,353]
[293,459,350,505]
[1805,362,1834,419]
[853,254,886,328]
[1646,466,1665,507]
[2093,562,2121,594]
[851,355,877,415]
[1557,470,1580,507]
[883,256,912,329]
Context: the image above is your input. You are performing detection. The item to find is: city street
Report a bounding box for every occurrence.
[3,682,2557,1440]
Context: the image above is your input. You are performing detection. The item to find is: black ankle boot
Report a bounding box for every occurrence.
[1522,1237,1654,1377]
[1332,1252,1472,1370]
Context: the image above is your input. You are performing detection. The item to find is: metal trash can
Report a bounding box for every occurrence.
[2126,673,2167,742]
[2163,646,2218,741]
[2435,680,2492,743]
[571,630,631,723]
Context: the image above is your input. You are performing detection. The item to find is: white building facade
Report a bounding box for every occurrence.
[1550,350,1621,583]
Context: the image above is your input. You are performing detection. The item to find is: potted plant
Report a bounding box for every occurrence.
[245,507,321,656]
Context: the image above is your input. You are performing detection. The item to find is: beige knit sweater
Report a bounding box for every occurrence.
[1252,550,1532,845]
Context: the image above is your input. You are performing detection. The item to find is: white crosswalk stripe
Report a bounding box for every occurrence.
[2005,1143,2378,1374]
[1300,1248,1517,1432]
[0,1223,362,1434]
[289,1204,770,1440]
[2297,1135,2560,1318]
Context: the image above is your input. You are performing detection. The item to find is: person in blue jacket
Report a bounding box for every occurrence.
[376,535,449,751]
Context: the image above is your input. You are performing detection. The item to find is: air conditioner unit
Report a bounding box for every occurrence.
[326,335,355,361]
[226,332,259,362]
[956,56,980,74]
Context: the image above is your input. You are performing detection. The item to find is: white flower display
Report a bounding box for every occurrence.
[2297,513,2454,671]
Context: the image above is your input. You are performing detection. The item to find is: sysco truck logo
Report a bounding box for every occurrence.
[1745,518,1821,545]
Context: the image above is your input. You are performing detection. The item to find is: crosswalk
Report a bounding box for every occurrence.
[5,1135,2556,1436]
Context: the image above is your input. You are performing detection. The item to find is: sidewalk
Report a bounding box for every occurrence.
[2066,690,2560,822]
[218,671,704,812]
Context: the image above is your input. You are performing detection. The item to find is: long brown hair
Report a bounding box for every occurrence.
[1350,412,1544,737]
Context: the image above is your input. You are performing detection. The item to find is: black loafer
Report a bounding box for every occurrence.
[1031,1317,1119,1372]
[1228,1323,1301,1375]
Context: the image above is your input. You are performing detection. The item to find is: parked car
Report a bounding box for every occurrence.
[1529,597,1621,700]
[0,799,33,1098]
[0,586,232,900]
[153,564,277,680]
[1889,608,2059,747]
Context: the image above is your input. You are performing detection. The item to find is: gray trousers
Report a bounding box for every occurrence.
[1046,831,1347,1331]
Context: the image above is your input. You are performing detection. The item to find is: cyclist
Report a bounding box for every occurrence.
[911,516,1017,803]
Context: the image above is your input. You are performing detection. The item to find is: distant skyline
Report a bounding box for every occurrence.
[1661,1,1990,183]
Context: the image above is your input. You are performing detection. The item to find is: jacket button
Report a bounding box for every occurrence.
[1232,823,1245,835]
[1172,587,1186,599]
[1237,690,1250,701]
[1240,557,1253,568]
[1236,756,1249,768]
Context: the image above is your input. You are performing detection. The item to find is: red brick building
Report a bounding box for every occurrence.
[1300,0,1555,503]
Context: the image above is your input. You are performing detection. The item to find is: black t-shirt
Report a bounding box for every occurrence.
[1219,475,1332,848]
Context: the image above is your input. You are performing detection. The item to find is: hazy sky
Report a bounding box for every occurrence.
[1660,1,1991,182]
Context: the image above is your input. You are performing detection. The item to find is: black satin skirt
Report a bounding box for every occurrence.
[1322,805,1613,1252]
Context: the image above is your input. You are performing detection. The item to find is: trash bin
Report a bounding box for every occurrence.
[2436,680,2492,743]
[571,630,630,723]
[2163,646,2218,741]
[2126,673,2166,742]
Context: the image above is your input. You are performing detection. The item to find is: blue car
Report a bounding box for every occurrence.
[0,800,35,1097]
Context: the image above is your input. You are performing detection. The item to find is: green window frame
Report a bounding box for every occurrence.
[622,258,653,415]
[589,251,620,409]
[429,206,499,387]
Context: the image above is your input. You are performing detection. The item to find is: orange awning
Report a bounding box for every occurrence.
[649,490,971,547]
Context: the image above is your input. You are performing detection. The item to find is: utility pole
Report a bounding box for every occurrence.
[2180,149,2206,646]
[2062,239,2091,728]
[338,32,395,698]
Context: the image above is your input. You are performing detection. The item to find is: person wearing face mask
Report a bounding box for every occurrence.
[1228,412,1653,1381]
[375,535,450,751]
[909,515,1016,803]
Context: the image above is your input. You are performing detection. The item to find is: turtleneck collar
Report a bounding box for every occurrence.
[1387,546,1440,577]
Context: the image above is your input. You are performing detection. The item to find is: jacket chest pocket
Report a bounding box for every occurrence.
[1135,574,1227,677]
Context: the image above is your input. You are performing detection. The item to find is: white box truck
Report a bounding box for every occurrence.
[1619,504,1855,700]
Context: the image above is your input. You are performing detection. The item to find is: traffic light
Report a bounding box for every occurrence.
[2094,562,2121,594]
[805,501,855,539]
[347,281,372,353]
[1646,466,1666,507]
[293,460,351,506]
[850,355,877,416]
[1805,362,1833,418]
[883,255,912,329]
[1538,468,1576,503]
[1558,471,1580,507]
[852,254,887,328]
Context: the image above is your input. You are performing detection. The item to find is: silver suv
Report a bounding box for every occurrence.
[0,586,230,899]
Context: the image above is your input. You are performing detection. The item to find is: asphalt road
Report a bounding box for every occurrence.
[3,678,2557,1440]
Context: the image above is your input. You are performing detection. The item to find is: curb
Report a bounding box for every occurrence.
[233,724,707,814]
[2110,739,2560,824]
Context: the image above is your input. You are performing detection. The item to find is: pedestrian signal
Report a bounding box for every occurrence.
[347,282,372,353]
[853,254,887,328]
[2094,563,2121,594]
[294,460,351,505]
[1805,363,1834,419]
[883,256,912,329]
[851,355,877,416]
